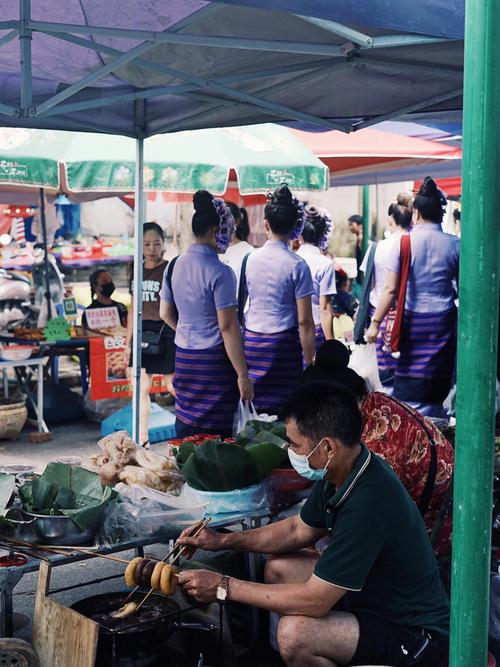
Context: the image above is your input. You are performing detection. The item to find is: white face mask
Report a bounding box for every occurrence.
[287,438,331,481]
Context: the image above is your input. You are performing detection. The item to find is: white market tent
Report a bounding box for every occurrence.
[0,4,497,665]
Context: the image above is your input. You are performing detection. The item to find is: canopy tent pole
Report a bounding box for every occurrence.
[362,185,370,254]
[450,0,499,664]
[38,188,52,322]
[131,137,145,443]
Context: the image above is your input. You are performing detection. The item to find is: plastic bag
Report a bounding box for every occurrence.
[348,343,383,392]
[100,483,206,543]
[233,399,259,436]
[186,480,271,516]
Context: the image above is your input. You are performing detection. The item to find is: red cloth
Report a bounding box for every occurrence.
[362,392,454,555]
[390,234,411,353]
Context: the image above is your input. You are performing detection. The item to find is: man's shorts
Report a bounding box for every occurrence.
[349,613,446,667]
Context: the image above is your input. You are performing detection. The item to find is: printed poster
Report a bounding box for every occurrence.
[89,336,169,400]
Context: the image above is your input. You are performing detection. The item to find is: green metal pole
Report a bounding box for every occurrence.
[450,0,500,663]
[362,184,370,255]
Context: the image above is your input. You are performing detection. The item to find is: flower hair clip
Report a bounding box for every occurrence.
[319,209,334,251]
[289,196,305,241]
[212,198,235,251]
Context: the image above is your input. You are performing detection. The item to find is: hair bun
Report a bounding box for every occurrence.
[305,205,321,220]
[193,190,214,213]
[396,192,413,208]
[272,183,293,205]
[418,177,439,198]
[315,340,351,370]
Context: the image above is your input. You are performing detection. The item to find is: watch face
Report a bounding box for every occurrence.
[217,586,228,601]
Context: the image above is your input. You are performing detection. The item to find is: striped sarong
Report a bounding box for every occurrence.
[244,328,302,415]
[369,305,396,384]
[174,344,238,436]
[393,307,457,404]
[315,324,326,352]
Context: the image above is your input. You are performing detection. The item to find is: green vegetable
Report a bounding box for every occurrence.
[19,463,115,529]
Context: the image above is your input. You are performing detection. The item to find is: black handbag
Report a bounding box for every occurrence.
[141,324,167,356]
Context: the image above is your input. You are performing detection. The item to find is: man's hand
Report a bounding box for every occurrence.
[176,525,225,559]
[178,569,223,603]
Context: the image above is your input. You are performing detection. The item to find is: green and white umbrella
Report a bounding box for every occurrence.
[62,124,328,195]
[0,128,66,194]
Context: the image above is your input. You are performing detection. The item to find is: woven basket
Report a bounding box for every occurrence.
[0,398,28,440]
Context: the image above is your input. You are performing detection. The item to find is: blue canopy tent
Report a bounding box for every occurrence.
[0,4,497,665]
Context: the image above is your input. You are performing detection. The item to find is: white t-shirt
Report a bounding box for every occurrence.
[220,241,254,292]
[360,233,405,308]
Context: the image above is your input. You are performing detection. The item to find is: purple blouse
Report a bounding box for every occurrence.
[386,223,460,313]
[244,240,314,333]
[160,244,237,349]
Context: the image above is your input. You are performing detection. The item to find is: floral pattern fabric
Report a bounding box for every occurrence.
[362,392,454,554]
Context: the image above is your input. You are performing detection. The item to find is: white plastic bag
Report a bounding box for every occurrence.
[232,399,259,436]
[348,343,383,392]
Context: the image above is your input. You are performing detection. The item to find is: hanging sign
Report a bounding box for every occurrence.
[89,336,169,400]
[85,307,120,331]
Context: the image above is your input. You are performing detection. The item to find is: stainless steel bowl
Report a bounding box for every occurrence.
[20,510,98,546]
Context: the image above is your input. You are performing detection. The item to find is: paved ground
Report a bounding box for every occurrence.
[0,418,102,473]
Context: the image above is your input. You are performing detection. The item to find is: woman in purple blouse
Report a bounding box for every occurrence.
[160,190,253,438]
[367,177,460,416]
[243,184,315,415]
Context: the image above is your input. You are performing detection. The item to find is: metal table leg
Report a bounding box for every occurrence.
[0,571,23,637]
[36,360,44,433]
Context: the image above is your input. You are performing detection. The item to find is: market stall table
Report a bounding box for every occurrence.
[0,357,47,434]
[0,507,274,639]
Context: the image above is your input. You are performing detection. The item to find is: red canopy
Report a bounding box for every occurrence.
[290,127,461,179]
[414,177,462,198]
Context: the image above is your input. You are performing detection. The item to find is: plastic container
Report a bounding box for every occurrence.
[101,402,176,443]
[135,505,206,541]
[0,344,34,361]
[187,481,271,515]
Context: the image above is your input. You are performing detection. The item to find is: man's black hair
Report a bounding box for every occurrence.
[282,382,362,448]
[348,214,363,226]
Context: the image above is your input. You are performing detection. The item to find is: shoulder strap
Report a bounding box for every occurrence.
[237,253,251,326]
[390,235,411,353]
[353,242,378,344]
[166,256,179,320]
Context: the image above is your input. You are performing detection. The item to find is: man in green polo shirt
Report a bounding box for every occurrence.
[177,383,449,666]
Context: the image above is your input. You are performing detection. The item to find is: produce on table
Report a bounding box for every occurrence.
[18,463,114,530]
[91,431,183,495]
[174,421,288,492]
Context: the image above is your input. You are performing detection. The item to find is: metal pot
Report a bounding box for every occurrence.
[20,509,98,545]
[71,592,214,666]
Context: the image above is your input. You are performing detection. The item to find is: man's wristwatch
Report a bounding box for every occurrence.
[216,575,231,602]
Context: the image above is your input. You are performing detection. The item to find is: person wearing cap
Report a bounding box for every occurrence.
[177,383,449,667]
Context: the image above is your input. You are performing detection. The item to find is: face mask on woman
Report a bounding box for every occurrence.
[287,438,330,481]
[101,282,115,298]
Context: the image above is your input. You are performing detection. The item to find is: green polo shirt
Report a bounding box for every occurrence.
[300,445,449,639]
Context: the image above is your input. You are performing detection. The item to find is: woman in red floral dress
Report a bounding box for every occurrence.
[302,340,454,555]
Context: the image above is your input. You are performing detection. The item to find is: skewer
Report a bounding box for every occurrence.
[133,517,211,614]
[0,536,129,564]
[121,517,211,606]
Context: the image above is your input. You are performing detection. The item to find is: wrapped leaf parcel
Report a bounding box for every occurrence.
[176,421,288,492]
[19,463,115,529]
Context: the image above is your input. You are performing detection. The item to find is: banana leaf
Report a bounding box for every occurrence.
[181,440,260,492]
[246,443,288,478]
[175,441,197,470]
[236,419,287,443]
[19,463,114,529]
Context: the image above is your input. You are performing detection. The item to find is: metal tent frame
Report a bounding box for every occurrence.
[0,4,497,665]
